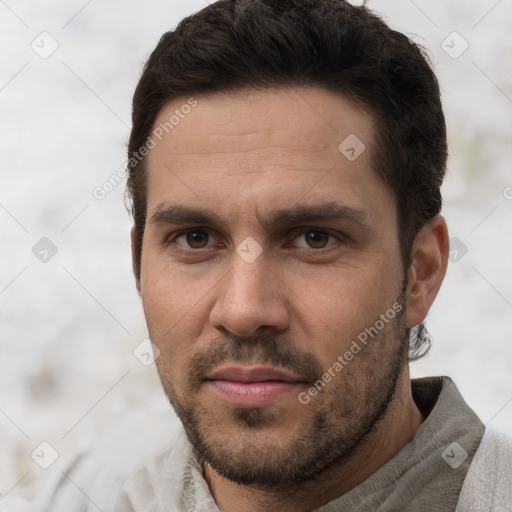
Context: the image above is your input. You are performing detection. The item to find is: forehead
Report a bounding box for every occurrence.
[144,86,395,229]
[148,86,374,166]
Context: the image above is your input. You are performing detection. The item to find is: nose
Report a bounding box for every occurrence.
[209,247,290,337]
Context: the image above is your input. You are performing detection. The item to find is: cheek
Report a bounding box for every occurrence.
[140,249,206,327]
[140,254,220,366]
[288,264,401,365]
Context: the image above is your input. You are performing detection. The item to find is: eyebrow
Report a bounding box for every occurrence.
[149,202,373,233]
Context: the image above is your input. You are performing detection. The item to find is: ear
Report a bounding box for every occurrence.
[130,226,142,295]
[405,215,449,328]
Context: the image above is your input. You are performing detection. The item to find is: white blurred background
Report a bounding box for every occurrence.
[1,0,511,501]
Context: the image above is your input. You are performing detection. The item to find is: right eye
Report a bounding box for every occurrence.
[166,228,223,254]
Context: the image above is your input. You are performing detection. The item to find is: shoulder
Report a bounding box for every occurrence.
[456,426,512,511]
[114,428,193,512]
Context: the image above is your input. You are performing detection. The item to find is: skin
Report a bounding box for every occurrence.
[132,86,449,512]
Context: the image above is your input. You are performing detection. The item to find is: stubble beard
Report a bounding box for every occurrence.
[153,292,409,491]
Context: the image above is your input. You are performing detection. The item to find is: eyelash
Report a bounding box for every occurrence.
[165,227,343,253]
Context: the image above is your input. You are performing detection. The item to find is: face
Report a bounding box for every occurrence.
[137,87,410,487]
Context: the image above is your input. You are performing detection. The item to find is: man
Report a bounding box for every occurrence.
[113,0,512,511]
[4,1,508,511]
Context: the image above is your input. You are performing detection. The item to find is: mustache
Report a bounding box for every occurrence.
[186,332,325,390]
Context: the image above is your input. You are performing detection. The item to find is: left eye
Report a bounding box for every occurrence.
[292,230,337,249]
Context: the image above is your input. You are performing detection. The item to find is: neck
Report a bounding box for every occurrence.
[203,370,424,512]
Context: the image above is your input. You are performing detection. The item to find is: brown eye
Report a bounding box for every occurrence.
[291,229,336,250]
[304,231,330,248]
[185,230,209,248]
[173,229,214,250]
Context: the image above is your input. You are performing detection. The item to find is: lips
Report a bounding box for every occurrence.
[205,365,303,408]
[206,365,300,383]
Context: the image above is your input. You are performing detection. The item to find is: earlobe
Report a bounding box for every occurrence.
[130,226,142,295]
[405,215,449,328]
